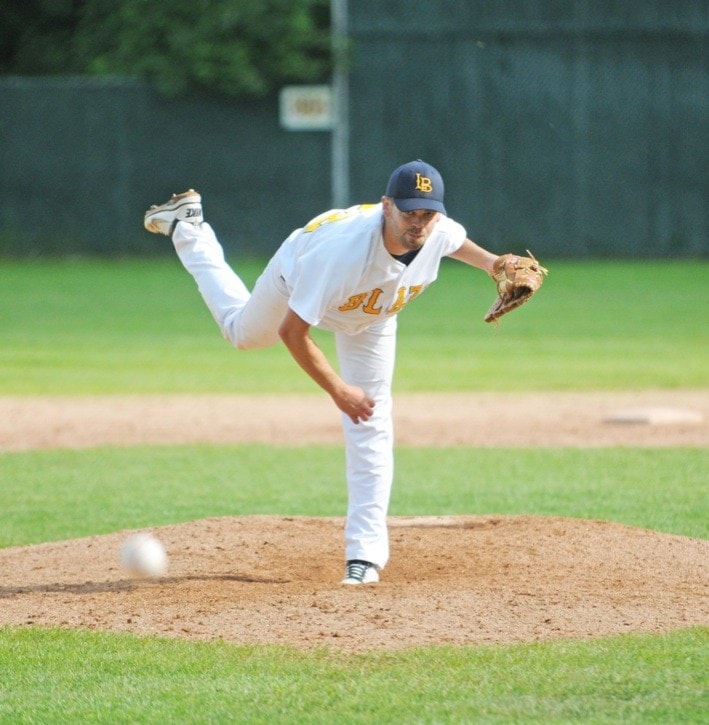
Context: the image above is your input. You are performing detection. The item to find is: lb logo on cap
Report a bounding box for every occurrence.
[385,159,446,214]
[415,173,433,193]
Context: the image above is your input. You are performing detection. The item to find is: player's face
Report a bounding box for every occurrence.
[382,197,440,252]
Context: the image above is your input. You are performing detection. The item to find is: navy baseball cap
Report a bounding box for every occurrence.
[385,159,446,215]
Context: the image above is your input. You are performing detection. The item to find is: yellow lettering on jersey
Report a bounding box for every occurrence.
[363,288,383,315]
[339,284,426,316]
[407,284,425,302]
[304,204,377,233]
[304,210,347,233]
[385,284,426,315]
[387,286,407,314]
[338,292,368,311]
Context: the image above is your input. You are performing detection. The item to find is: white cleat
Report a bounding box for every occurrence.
[341,560,379,585]
[144,189,203,236]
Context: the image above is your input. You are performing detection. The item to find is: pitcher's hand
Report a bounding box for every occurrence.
[332,384,375,424]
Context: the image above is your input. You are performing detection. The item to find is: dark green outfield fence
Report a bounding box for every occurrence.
[0,77,330,257]
[0,1,706,258]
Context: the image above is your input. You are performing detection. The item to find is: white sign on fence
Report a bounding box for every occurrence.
[279,85,333,131]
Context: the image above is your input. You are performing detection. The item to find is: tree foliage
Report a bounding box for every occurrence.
[0,0,331,99]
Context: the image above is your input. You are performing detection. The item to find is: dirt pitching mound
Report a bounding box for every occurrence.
[1,515,707,652]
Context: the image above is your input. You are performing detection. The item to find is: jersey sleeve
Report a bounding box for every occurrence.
[283,205,378,328]
[287,239,361,327]
[439,217,468,255]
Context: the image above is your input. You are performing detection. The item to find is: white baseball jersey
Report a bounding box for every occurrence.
[273,203,467,334]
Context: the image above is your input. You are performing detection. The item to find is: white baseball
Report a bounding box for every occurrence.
[120,533,168,577]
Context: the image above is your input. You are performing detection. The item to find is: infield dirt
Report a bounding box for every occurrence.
[1,391,707,652]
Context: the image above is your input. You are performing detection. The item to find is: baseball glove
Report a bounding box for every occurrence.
[484,250,548,323]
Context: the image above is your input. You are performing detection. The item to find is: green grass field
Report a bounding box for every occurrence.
[1,258,707,722]
[1,258,707,393]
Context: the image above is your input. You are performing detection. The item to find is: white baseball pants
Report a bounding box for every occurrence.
[172,221,396,569]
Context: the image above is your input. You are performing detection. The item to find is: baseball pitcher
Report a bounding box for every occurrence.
[144,160,546,584]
